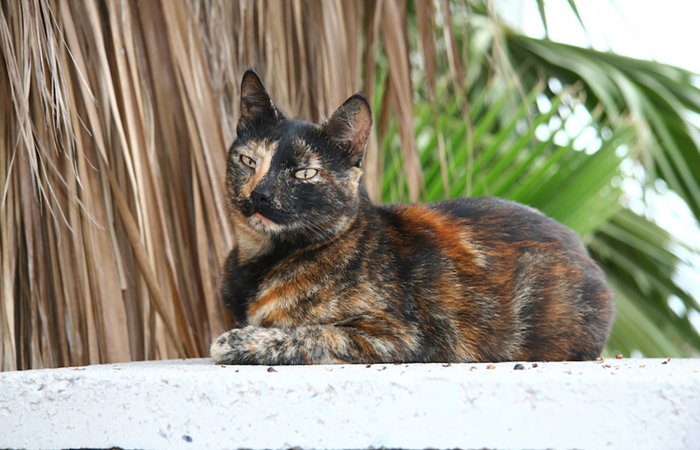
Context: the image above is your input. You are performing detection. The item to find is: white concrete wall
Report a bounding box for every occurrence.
[1,358,699,450]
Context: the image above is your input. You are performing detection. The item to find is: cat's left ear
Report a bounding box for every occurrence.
[322,94,372,167]
[238,69,280,135]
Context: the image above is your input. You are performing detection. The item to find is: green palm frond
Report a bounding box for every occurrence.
[501,19,700,357]
[592,209,700,356]
[392,2,700,357]
[507,34,700,220]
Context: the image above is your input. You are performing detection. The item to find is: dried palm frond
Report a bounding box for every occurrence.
[0,0,425,370]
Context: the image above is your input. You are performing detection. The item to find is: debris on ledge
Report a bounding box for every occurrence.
[1,358,699,450]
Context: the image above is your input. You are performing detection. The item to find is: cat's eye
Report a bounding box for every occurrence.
[240,155,256,168]
[294,168,318,180]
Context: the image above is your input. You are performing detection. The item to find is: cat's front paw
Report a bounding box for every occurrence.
[210,328,259,365]
[210,325,338,365]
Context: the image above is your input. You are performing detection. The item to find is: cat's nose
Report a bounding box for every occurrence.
[250,186,271,209]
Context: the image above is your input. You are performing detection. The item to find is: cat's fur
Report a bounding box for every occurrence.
[210,70,615,365]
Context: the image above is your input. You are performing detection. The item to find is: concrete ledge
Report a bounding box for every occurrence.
[1,358,699,450]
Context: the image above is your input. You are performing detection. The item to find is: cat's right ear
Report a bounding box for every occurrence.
[323,94,373,167]
[237,70,279,134]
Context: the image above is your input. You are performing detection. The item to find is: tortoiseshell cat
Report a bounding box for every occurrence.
[210,70,615,365]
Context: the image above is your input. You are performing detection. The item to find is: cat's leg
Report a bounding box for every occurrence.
[210,323,408,365]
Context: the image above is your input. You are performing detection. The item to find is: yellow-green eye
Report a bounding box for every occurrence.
[240,155,256,168]
[295,168,318,179]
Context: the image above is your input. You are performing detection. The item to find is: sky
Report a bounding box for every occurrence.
[499,0,700,75]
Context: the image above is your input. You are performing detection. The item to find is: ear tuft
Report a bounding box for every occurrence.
[322,94,373,166]
[237,70,279,134]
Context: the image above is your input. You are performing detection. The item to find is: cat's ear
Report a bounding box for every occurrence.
[322,94,372,166]
[237,70,280,134]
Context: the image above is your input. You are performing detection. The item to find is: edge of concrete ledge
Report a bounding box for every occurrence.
[1,358,699,450]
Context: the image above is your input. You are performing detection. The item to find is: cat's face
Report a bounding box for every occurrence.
[226,70,372,241]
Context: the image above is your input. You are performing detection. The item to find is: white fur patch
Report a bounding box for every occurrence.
[231,212,274,263]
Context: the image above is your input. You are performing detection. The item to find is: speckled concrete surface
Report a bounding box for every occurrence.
[1,358,699,449]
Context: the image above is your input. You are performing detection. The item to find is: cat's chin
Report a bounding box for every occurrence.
[248,212,285,234]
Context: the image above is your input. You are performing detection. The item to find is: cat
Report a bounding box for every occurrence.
[210,69,615,365]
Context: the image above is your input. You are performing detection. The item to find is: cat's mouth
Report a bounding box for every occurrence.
[248,211,281,232]
[251,212,271,222]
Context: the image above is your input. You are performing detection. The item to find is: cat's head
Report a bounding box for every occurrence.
[226,70,372,242]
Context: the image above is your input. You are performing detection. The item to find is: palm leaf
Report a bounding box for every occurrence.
[591,209,700,356]
[412,2,700,357]
[506,34,700,220]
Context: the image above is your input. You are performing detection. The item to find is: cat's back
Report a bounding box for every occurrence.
[378,196,583,252]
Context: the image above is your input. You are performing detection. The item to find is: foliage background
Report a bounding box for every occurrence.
[1,0,699,370]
